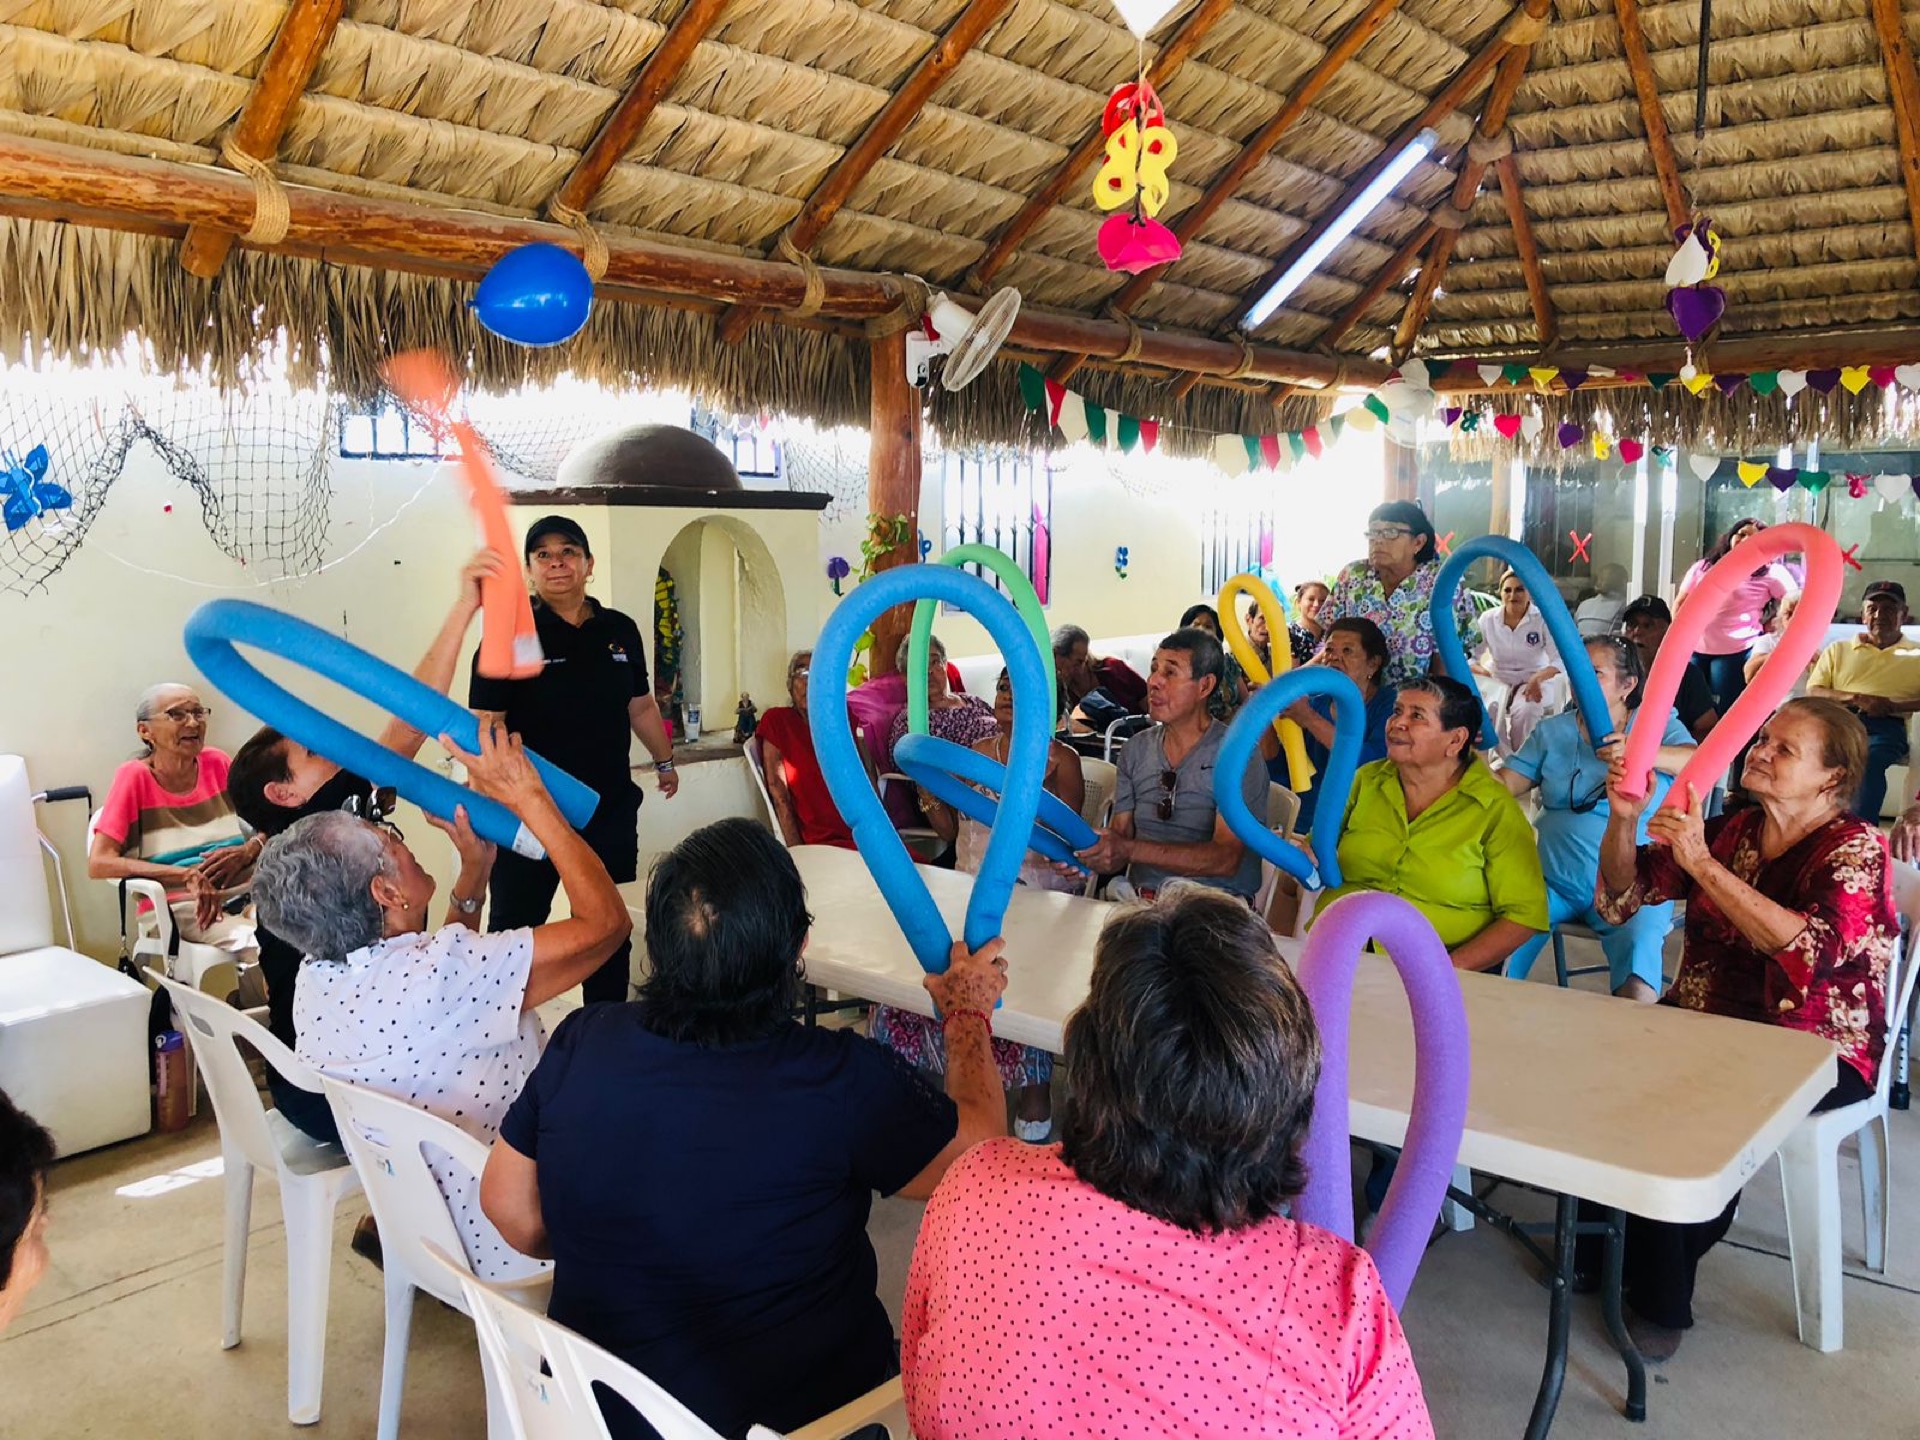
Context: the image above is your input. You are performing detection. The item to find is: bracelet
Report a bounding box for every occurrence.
[941,1007,992,1031]
[653,757,675,772]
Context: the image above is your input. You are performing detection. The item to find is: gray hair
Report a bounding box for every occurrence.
[1051,623,1089,655]
[253,811,395,961]
[896,631,947,673]
[135,683,195,724]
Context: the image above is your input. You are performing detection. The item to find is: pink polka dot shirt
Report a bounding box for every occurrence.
[903,1139,1433,1439]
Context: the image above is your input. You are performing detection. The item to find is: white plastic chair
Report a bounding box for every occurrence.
[321,1077,552,1440]
[1777,857,1920,1351]
[1077,755,1116,831]
[420,1242,908,1440]
[743,734,781,837]
[153,974,361,1425]
[1265,782,1300,837]
[89,810,252,997]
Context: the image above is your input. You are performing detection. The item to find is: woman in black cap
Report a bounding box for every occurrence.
[470,515,677,1004]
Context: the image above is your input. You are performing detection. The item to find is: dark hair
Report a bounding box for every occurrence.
[1704,518,1763,564]
[1179,603,1220,632]
[1157,627,1224,697]
[1620,594,1672,627]
[0,1089,54,1291]
[1772,697,1870,808]
[638,818,810,1046]
[1586,635,1646,708]
[228,727,295,836]
[1368,501,1438,564]
[994,667,1070,725]
[1398,674,1484,747]
[1059,889,1322,1234]
[1324,617,1389,678]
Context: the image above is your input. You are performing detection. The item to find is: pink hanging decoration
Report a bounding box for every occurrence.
[1030,502,1051,605]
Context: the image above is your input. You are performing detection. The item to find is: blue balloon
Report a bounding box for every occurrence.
[184,599,598,859]
[472,243,593,347]
[1213,668,1366,890]
[893,733,1096,870]
[1430,535,1616,752]
[809,566,1053,974]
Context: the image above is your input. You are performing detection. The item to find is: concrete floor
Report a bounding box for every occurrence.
[8,975,1920,1438]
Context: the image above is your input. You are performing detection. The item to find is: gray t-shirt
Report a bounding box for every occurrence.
[1113,720,1267,898]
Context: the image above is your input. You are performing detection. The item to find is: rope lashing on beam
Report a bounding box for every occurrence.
[865,274,932,337]
[1467,127,1515,165]
[219,137,290,246]
[547,200,610,282]
[1220,338,1258,380]
[1430,202,1471,230]
[776,231,827,318]
[1113,313,1145,364]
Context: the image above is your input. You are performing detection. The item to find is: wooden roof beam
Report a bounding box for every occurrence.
[719,0,1017,342]
[1228,0,1552,333]
[545,0,734,221]
[1315,221,1434,350]
[1494,153,1557,347]
[1614,0,1691,231]
[965,0,1237,292]
[1870,0,1920,268]
[1390,25,1546,358]
[178,0,345,278]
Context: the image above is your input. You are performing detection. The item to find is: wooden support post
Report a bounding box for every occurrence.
[178,0,344,277]
[1615,0,1691,230]
[966,0,1237,290]
[867,328,923,679]
[1871,0,1920,268]
[721,0,1016,342]
[1494,154,1556,346]
[1384,433,1420,503]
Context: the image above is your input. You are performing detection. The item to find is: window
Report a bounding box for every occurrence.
[1199,507,1276,597]
[938,447,1052,603]
[690,406,783,482]
[337,399,444,460]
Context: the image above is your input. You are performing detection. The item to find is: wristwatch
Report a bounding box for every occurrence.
[449,894,483,916]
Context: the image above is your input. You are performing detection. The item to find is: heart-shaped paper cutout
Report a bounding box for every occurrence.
[1876,473,1911,502]
[1619,438,1645,463]
[1478,364,1503,387]
[1442,406,1463,428]
[1777,369,1808,398]
[1688,452,1720,481]
[1682,370,1716,395]
[1840,365,1872,395]
[1493,413,1522,439]
[1557,421,1582,448]
[1213,668,1366,889]
[1747,371,1779,396]
[810,563,1054,972]
[1714,373,1748,397]
[1735,459,1767,487]
[1870,365,1896,390]
[1767,466,1796,492]
[1666,284,1726,342]
[1797,469,1831,493]
[1807,368,1841,394]
[1521,413,1543,443]
[1895,364,1920,391]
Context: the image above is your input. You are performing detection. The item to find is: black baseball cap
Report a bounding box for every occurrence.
[523,515,591,559]
[1864,580,1907,606]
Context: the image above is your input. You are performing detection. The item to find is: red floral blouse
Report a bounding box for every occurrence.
[1595,809,1893,1088]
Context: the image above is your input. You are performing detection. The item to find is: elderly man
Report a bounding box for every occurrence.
[253,723,629,1277]
[1621,596,1720,741]
[1807,580,1920,821]
[1074,627,1266,902]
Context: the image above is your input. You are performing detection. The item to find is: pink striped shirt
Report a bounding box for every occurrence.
[903,1140,1433,1439]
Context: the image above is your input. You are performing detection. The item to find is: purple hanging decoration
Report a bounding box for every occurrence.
[1713,373,1748,397]
[1556,421,1582,449]
[1663,216,1726,350]
[1806,368,1842,395]
[1766,466,1797,492]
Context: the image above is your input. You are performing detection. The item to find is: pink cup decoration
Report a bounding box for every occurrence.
[1098,212,1182,274]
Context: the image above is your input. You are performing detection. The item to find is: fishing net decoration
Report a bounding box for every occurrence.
[778,425,867,521]
[0,372,136,597]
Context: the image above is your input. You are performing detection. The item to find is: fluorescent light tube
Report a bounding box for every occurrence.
[1243,128,1440,331]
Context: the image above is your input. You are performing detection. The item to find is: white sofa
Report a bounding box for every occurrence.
[0,755,151,1155]
[952,630,1166,701]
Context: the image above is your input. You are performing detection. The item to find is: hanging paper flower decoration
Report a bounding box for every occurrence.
[1,445,67,533]
[826,555,850,596]
[1093,80,1181,274]
[1114,544,1130,579]
[1664,217,1726,346]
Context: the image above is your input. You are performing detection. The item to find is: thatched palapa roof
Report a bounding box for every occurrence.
[3,0,1920,452]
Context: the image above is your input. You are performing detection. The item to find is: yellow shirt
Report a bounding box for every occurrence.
[1806,634,1920,700]
[1317,756,1548,950]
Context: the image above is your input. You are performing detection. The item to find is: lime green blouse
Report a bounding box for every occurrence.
[1318,756,1548,950]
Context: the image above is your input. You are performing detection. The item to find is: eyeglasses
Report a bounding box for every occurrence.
[1568,773,1608,814]
[1158,767,1178,821]
[155,706,211,724]
[342,785,404,841]
[1365,525,1414,541]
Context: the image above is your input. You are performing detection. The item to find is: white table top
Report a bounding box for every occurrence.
[621,844,1838,1223]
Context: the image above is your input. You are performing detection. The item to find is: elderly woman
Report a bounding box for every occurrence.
[756,649,855,849]
[1590,698,1893,1358]
[1500,637,1696,1001]
[886,631,995,779]
[902,887,1434,1438]
[1281,616,1397,829]
[1181,602,1246,720]
[89,683,260,956]
[1474,569,1566,754]
[1290,578,1330,665]
[1318,676,1547,973]
[1322,502,1478,688]
[253,724,629,1278]
[482,818,1008,1440]
[1675,518,1800,715]
[0,1091,54,1336]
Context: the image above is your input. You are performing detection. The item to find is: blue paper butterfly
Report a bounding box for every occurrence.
[2,446,69,532]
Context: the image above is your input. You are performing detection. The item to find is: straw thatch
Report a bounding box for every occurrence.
[1,0,1918,447]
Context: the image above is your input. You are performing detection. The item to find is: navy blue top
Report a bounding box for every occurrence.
[498,1004,957,1439]
[1282,684,1397,830]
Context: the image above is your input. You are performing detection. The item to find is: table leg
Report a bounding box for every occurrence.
[1522,1194,1576,1440]
[1599,1206,1647,1423]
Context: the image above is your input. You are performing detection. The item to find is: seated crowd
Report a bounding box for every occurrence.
[14,505,1916,1434]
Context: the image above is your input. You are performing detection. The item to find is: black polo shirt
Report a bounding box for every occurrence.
[468,597,650,804]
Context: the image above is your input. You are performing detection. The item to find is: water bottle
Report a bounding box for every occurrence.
[154,1030,191,1133]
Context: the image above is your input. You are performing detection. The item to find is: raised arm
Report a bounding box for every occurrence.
[378,551,495,759]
